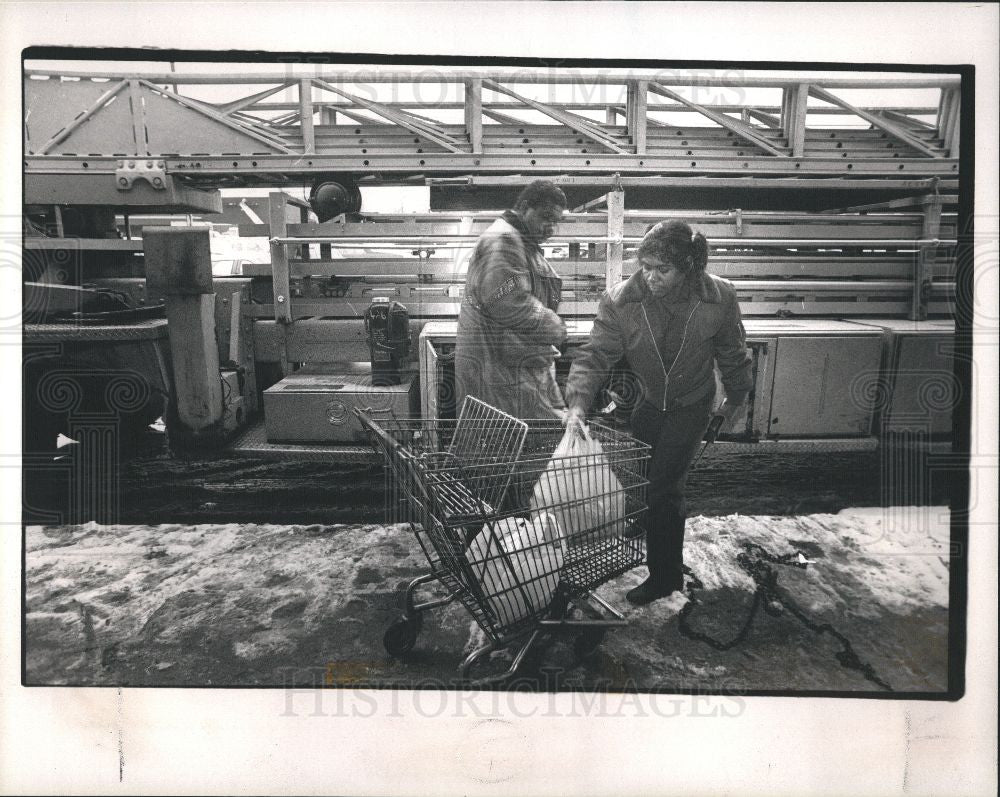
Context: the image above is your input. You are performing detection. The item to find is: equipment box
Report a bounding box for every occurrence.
[263,372,419,443]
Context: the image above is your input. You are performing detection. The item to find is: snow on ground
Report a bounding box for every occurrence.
[24,509,952,691]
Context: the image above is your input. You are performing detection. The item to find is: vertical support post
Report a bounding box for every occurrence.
[299,205,311,261]
[627,80,647,155]
[465,79,483,154]
[606,188,625,291]
[268,193,292,375]
[269,192,292,325]
[299,78,315,155]
[319,105,337,126]
[912,196,942,321]
[787,83,809,157]
[127,79,148,156]
[606,106,618,125]
[143,227,224,444]
[939,87,960,158]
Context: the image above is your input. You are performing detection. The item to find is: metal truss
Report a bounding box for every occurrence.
[24,69,962,188]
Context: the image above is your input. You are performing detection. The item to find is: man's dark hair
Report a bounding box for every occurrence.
[513,180,567,211]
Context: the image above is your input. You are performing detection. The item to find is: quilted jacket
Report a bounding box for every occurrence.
[564,267,753,414]
[454,212,567,419]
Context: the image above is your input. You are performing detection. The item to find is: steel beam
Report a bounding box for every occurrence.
[25,172,223,211]
[428,175,953,191]
[878,109,935,130]
[325,107,386,125]
[783,83,810,158]
[216,82,294,116]
[481,108,527,125]
[465,79,483,154]
[200,100,944,116]
[648,82,788,157]
[269,235,952,248]
[311,78,466,153]
[24,152,961,180]
[607,188,625,291]
[807,84,943,158]
[913,197,943,321]
[626,80,648,155]
[27,69,962,90]
[481,79,629,154]
[299,79,315,155]
[938,87,961,158]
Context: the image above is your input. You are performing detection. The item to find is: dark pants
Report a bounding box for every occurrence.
[630,393,714,584]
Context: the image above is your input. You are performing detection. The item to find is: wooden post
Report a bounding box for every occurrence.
[299,78,315,155]
[143,227,224,444]
[464,79,483,154]
[912,196,942,321]
[627,80,647,155]
[269,192,292,325]
[268,193,292,376]
[606,188,625,291]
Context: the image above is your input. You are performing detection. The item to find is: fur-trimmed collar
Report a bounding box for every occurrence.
[611,267,723,307]
[500,209,542,253]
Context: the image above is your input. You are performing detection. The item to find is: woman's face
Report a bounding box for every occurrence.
[640,255,687,298]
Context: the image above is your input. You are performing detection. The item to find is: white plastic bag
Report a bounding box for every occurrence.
[529,424,626,546]
[465,513,563,625]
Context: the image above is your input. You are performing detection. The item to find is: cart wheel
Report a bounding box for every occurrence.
[573,628,606,658]
[547,592,571,620]
[383,615,422,657]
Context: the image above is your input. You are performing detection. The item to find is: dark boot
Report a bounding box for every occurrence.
[662,509,687,591]
[625,509,686,605]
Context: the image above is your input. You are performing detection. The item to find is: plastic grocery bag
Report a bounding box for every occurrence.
[464,513,563,626]
[529,423,626,546]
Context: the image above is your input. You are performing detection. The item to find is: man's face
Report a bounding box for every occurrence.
[640,255,687,298]
[521,203,565,243]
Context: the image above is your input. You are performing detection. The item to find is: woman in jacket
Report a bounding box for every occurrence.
[454,181,568,420]
[564,220,753,604]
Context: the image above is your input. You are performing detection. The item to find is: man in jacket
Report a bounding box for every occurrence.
[564,220,753,604]
[455,180,568,419]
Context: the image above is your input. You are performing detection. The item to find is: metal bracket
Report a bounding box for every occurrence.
[115,160,168,191]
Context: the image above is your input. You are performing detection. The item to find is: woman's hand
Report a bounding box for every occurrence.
[563,405,587,436]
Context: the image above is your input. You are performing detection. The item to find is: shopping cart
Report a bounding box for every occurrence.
[356,397,650,683]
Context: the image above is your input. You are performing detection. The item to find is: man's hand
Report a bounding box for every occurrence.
[564,405,587,437]
[714,397,746,429]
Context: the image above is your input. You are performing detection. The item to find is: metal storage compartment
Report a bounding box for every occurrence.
[264,372,419,443]
[760,320,884,438]
[847,319,956,436]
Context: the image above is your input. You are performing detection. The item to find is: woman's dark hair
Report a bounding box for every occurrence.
[513,180,567,212]
[637,220,709,274]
